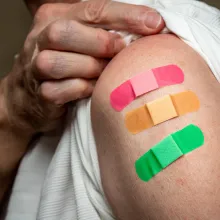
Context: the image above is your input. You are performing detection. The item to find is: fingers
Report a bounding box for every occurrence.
[70,0,165,35]
[33,50,108,80]
[37,20,125,58]
[40,78,95,105]
[37,1,165,58]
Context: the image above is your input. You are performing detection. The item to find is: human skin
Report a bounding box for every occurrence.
[0,0,164,206]
[91,34,220,219]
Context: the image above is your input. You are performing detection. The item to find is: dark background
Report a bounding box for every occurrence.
[0,0,219,77]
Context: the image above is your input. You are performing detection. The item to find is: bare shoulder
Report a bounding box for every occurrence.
[91,34,220,220]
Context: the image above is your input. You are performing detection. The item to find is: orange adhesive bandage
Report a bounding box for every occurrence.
[125,106,154,134]
[171,91,200,116]
[125,91,200,134]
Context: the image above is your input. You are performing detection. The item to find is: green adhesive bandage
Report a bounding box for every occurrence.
[135,124,204,182]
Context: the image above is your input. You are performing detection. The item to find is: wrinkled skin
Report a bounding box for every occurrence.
[1,0,164,134]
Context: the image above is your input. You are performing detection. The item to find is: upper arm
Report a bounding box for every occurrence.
[91,34,220,220]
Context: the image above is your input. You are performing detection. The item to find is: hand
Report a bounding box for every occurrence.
[1,0,165,135]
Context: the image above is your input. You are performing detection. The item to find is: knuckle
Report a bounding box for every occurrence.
[46,20,75,46]
[35,50,52,76]
[46,21,62,45]
[84,0,107,23]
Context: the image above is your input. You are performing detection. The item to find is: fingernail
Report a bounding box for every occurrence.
[145,11,162,29]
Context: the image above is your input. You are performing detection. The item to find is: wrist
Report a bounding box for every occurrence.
[0,78,32,176]
[0,77,34,140]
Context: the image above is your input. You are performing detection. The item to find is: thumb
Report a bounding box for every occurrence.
[70,0,165,35]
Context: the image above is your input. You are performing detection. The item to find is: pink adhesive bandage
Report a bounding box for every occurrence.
[110,65,184,111]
